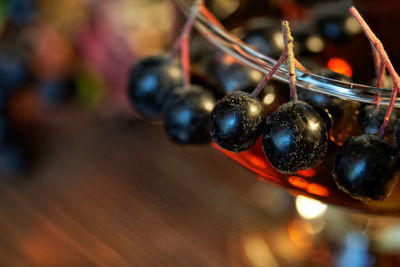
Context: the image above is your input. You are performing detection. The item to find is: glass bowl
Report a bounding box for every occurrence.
[174,0,400,216]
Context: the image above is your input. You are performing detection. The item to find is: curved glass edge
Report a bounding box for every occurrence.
[175,0,400,107]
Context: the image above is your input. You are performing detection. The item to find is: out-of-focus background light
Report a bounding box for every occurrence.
[296,195,328,220]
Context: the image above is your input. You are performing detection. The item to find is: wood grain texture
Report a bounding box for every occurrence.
[0,112,290,266]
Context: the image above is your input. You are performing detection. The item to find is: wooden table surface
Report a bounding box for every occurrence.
[0,111,298,266]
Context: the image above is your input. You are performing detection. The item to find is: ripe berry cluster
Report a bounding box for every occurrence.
[127,2,400,203]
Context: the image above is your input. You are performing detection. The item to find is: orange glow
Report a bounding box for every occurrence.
[212,141,328,197]
[288,177,329,197]
[327,57,352,78]
[297,169,316,178]
[221,54,237,65]
[212,142,281,183]
[307,184,329,197]
[287,219,314,249]
[288,176,308,190]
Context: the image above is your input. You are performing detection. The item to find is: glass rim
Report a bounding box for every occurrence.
[175,0,400,107]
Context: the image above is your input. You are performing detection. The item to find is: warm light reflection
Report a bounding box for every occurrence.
[307,184,329,197]
[297,169,316,178]
[209,0,240,20]
[203,100,215,112]
[263,93,275,105]
[244,236,279,267]
[288,176,308,189]
[249,103,259,114]
[249,70,263,82]
[288,176,329,197]
[212,141,281,183]
[295,196,327,219]
[375,224,400,251]
[222,54,236,65]
[273,32,284,50]
[308,120,319,131]
[344,17,362,35]
[287,219,314,249]
[306,36,324,53]
[327,57,352,78]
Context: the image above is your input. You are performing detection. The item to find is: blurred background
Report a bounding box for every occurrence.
[0,0,400,266]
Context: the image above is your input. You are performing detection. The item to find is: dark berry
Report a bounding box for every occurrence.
[262,101,328,174]
[128,54,182,118]
[298,69,352,129]
[209,91,265,152]
[189,34,217,75]
[358,105,398,135]
[242,18,283,59]
[333,134,399,202]
[163,85,215,144]
[258,80,290,115]
[190,69,225,100]
[214,62,262,94]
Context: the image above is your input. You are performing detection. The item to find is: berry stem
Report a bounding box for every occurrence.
[371,45,385,105]
[250,20,295,98]
[349,6,400,138]
[374,60,385,105]
[171,0,202,87]
[376,61,386,89]
[250,53,287,97]
[181,34,191,87]
[171,0,201,58]
[282,20,297,101]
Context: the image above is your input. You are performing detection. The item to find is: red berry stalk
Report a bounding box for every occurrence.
[251,20,295,98]
[171,0,202,87]
[371,45,386,105]
[349,6,400,138]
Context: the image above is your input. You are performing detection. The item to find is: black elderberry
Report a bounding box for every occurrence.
[334,134,399,202]
[163,85,215,144]
[190,69,225,100]
[214,62,262,95]
[262,101,328,174]
[209,91,265,152]
[298,69,352,129]
[259,80,290,115]
[242,19,283,59]
[358,105,399,135]
[128,54,182,118]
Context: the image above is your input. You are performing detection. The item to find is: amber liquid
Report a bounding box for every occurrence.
[214,103,400,217]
